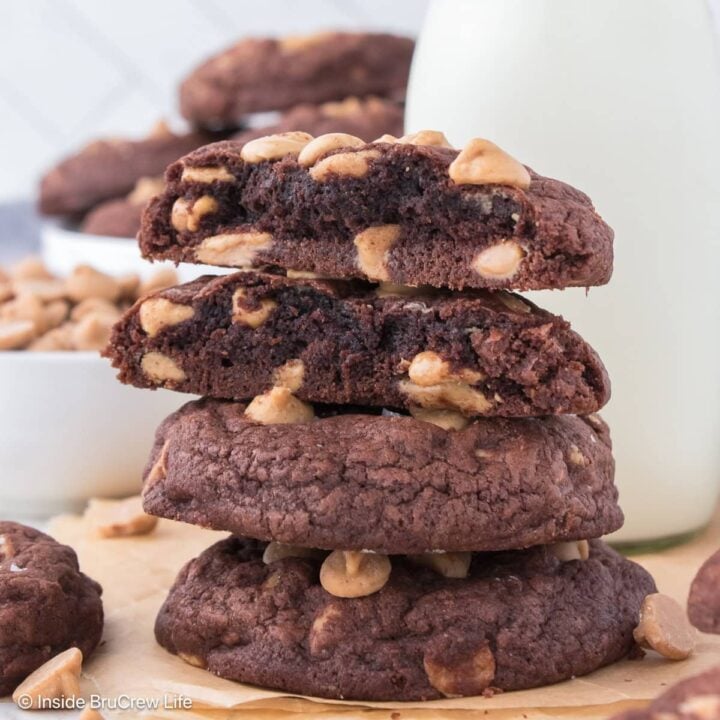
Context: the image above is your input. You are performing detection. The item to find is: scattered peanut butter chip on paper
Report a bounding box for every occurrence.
[42,511,720,718]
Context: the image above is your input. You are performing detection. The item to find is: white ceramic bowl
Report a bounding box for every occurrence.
[41,221,225,281]
[0,352,188,517]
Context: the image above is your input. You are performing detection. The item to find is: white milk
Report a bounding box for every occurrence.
[407,0,720,543]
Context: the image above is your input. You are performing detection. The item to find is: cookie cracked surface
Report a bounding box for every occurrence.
[141,398,621,553]
[155,537,654,701]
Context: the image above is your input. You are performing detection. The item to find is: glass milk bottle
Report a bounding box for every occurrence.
[406,0,720,545]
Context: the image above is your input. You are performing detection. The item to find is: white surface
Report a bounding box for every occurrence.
[0,352,187,516]
[407,0,720,542]
[0,0,427,203]
[41,221,229,281]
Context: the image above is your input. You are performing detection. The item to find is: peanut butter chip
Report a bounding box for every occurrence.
[409,552,472,578]
[409,407,470,431]
[279,31,334,52]
[66,265,120,303]
[71,312,115,351]
[273,359,305,392]
[424,645,496,698]
[262,542,321,564]
[321,96,363,117]
[472,241,525,280]
[408,351,451,386]
[241,132,313,163]
[178,652,207,669]
[141,352,186,384]
[12,648,82,710]
[498,291,531,314]
[181,166,234,183]
[678,696,720,718]
[139,298,194,337]
[398,130,453,148]
[408,351,484,386]
[298,133,365,167]
[232,287,277,328]
[309,149,380,181]
[286,269,325,279]
[549,540,590,562]
[373,134,399,144]
[244,387,315,425]
[85,495,158,538]
[568,445,588,466]
[127,176,164,204]
[449,138,532,188]
[309,604,343,655]
[0,320,35,349]
[138,268,179,298]
[0,534,14,560]
[633,593,696,660]
[144,441,170,493]
[196,232,272,267]
[320,550,391,598]
[353,225,400,281]
[171,195,218,233]
[10,256,53,280]
[399,379,492,415]
[13,278,67,302]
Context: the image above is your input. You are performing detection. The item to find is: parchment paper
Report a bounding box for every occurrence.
[39,511,720,718]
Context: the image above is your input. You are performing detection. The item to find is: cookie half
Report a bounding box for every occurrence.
[105,272,610,417]
[139,136,613,290]
[179,33,414,128]
[688,548,720,634]
[142,398,620,553]
[610,665,720,720]
[155,538,654,701]
[0,523,104,696]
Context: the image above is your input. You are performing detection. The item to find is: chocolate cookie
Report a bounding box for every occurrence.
[0,522,103,696]
[155,537,654,701]
[39,122,218,217]
[138,134,613,291]
[688,548,720,634]
[232,96,404,145]
[81,177,164,238]
[105,272,610,417]
[180,33,414,128]
[142,398,621,553]
[610,665,720,720]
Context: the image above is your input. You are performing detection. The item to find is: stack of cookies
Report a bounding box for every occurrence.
[105,131,660,701]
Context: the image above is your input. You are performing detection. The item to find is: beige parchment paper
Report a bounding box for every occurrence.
[32,511,720,718]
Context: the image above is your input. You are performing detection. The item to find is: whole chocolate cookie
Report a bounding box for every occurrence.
[39,122,219,217]
[180,33,414,128]
[610,665,720,720]
[142,399,621,553]
[81,177,164,238]
[232,96,404,145]
[105,272,610,417]
[138,134,613,290]
[688,548,720,634]
[0,522,103,696]
[155,538,654,701]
